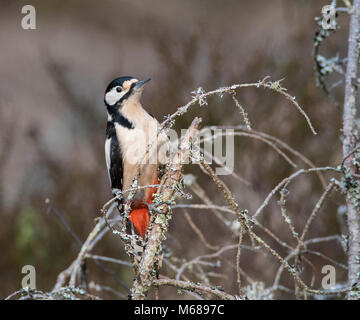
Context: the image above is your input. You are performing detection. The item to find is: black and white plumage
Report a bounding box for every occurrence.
[104,76,169,238]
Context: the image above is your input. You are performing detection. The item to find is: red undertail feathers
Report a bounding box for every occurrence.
[129,176,159,238]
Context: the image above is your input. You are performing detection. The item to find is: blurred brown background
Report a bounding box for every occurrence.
[0,0,349,299]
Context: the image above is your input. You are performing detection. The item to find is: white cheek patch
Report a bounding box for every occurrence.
[105,87,126,106]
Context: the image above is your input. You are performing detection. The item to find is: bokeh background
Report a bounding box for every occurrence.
[0,0,350,299]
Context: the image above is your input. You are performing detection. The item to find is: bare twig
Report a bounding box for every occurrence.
[183,210,219,251]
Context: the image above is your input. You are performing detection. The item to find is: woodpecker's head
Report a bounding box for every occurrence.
[104,76,151,112]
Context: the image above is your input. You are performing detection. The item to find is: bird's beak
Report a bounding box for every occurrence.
[134,78,151,90]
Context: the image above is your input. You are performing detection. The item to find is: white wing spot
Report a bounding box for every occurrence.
[105,138,111,183]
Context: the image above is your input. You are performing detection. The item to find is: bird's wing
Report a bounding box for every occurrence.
[105,123,123,195]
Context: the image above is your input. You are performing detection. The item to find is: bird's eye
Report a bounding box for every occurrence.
[116,86,122,92]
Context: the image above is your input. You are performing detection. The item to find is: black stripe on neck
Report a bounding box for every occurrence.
[106,112,134,136]
[114,112,134,129]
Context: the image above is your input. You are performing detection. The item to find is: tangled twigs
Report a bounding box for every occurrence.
[131,117,202,300]
[69,218,108,287]
[294,181,336,298]
[53,204,116,291]
[206,125,327,188]
[161,77,317,136]
[199,159,353,296]
[254,167,340,219]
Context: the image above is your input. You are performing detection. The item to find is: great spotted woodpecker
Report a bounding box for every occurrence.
[104,76,169,238]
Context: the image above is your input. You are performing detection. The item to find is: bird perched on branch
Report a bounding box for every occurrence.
[104,76,169,238]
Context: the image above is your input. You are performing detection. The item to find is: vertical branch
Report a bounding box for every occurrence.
[342,0,360,299]
[131,117,201,300]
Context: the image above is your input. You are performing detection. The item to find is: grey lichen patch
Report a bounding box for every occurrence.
[348,289,360,299]
[353,151,360,168]
[242,282,273,300]
[191,87,208,106]
[268,78,287,92]
[312,7,341,104]
[347,179,360,209]
[316,54,344,76]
